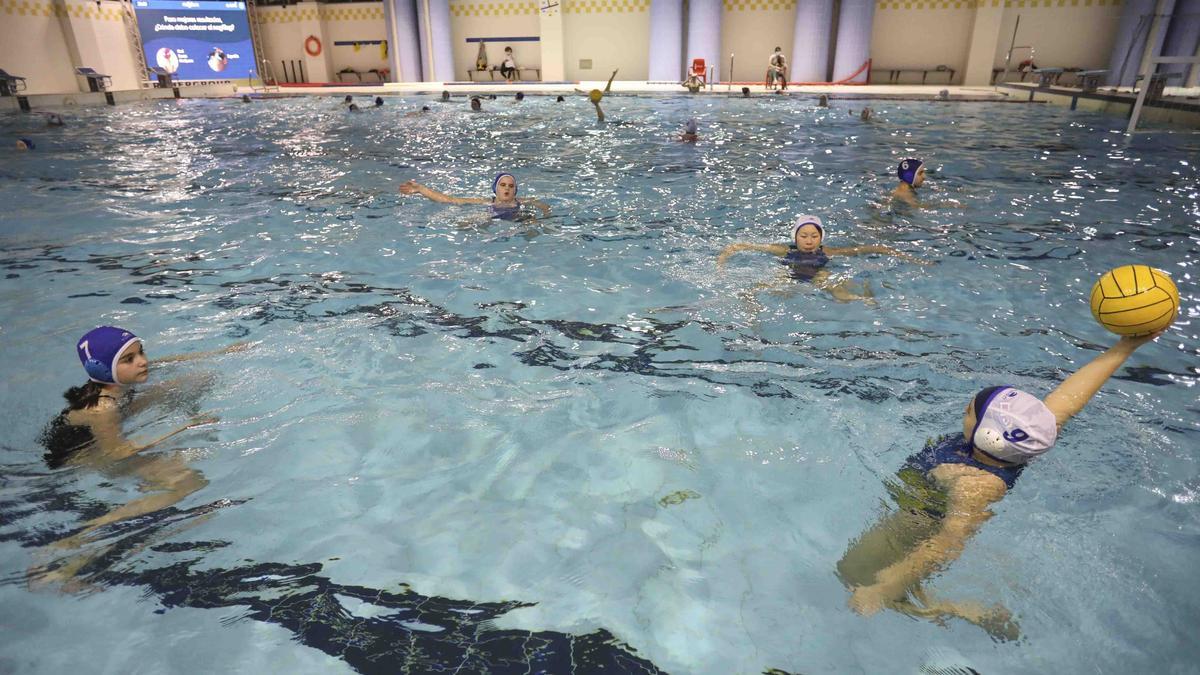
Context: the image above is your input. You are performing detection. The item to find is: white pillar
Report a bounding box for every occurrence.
[647,0,683,81]
[830,0,874,83]
[791,0,834,82]
[685,0,721,82]
[383,0,423,82]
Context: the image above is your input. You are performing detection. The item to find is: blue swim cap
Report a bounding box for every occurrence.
[492,173,517,195]
[77,326,141,384]
[18,138,34,150]
[898,158,924,185]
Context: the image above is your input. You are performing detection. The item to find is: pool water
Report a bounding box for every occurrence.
[1,95,1198,674]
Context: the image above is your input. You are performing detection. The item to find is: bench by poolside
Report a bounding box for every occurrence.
[878,66,955,85]
[466,66,542,81]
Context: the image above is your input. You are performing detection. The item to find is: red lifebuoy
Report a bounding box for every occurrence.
[305,35,322,57]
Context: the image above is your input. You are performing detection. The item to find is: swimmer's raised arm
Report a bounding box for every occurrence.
[399,180,489,205]
[591,99,605,122]
[1042,332,1162,429]
[717,242,790,267]
[604,69,619,94]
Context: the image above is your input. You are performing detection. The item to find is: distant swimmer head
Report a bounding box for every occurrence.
[966,386,1057,464]
[556,95,565,102]
[441,90,451,101]
[817,94,829,107]
[515,92,525,101]
[421,105,430,112]
[344,95,353,103]
[16,138,34,150]
[348,103,359,112]
[790,215,824,251]
[741,86,750,98]
[241,94,251,103]
[488,94,497,100]
[47,113,65,126]
[898,158,925,187]
[470,97,482,111]
[77,326,145,385]
[492,172,518,200]
[685,118,698,135]
[375,96,384,106]
[589,89,603,103]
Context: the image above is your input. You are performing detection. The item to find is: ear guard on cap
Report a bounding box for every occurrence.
[83,358,114,383]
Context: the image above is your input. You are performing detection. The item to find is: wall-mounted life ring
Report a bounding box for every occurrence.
[304,35,322,57]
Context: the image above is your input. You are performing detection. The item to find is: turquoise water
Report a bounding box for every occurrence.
[0,95,1198,673]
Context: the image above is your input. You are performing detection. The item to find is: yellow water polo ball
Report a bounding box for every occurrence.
[589,89,603,103]
[1089,265,1179,336]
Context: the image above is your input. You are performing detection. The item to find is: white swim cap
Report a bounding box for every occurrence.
[790,215,824,240]
[971,387,1058,464]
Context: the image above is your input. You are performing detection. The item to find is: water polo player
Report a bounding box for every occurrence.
[838,330,1167,638]
[716,215,929,302]
[399,173,551,221]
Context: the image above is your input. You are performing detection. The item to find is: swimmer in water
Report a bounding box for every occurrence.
[890,158,961,209]
[374,96,384,107]
[716,215,929,303]
[343,95,353,105]
[817,94,830,107]
[46,113,65,126]
[16,138,34,150]
[515,92,525,102]
[348,103,360,112]
[741,86,751,98]
[556,95,565,102]
[892,158,925,207]
[441,90,451,102]
[403,106,432,118]
[470,97,482,112]
[838,329,1168,640]
[857,107,872,121]
[683,73,703,93]
[399,172,551,221]
[34,327,250,558]
[680,118,699,142]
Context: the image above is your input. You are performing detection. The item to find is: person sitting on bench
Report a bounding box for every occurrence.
[768,47,788,90]
[501,47,518,82]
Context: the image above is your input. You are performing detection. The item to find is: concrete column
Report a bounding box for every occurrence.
[383,0,423,81]
[685,0,721,82]
[1162,0,1200,80]
[1135,0,1177,81]
[1106,0,1157,86]
[831,0,874,82]
[647,0,683,81]
[539,1,565,81]
[299,4,332,83]
[791,0,834,82]
[53,0,140,91]
[962,2,1005,86]
[416,0,455,81]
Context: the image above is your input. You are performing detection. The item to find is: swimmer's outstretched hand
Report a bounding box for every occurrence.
[849,583,893,616]
[1116,330,1167,352]
[398,180,425,195]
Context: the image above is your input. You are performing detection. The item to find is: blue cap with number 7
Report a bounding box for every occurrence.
[77,326,141,384]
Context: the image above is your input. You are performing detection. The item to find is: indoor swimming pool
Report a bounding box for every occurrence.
[0,94,1197,673]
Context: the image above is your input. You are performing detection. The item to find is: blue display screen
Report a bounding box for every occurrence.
[134,0,255,80]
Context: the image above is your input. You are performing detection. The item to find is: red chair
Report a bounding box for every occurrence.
[690,58,707,84]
